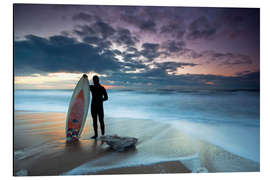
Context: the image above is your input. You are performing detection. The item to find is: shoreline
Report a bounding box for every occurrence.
[86,160,191,175]
[14,111,259,176]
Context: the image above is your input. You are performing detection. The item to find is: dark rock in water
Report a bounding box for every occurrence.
[98,135,138,152]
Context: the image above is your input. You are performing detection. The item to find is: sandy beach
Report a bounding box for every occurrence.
[14,111,259,176]
[14,111,191,175]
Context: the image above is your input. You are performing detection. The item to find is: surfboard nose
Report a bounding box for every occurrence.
[83,74,88,78]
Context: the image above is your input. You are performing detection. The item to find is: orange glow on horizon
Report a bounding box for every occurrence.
[102,84,124,89]
[205,81,214,85]
[14,72,109,89]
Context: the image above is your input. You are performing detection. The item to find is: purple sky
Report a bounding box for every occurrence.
[14,4,260,89]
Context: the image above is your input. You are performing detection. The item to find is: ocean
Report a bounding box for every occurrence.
[14,89,260,174]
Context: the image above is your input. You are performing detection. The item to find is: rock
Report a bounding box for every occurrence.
[98,135,138,152]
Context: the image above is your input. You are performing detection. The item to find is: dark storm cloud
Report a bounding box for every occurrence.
[15,34,257,89]
[73,24,95,37]
[122,51,141,62]
[154,62,198,73]
[14,5,259,90]
[179,48,203,59]
[126,62,198,78]
[82,36,100,44]
[161,40,186,53]
[83,36,112,49]
[49,35,76,46]
[139,20,156,32]
[113,49,122,55]
[103,61,200,87]
[142,43,159,51]
[72,12,93,22]
[113,27,139,47]
[120,48,143,66]
[180,49,253,66]
[160,23,186,39]
[127,47,138,52]
[122,61,147,72]
[73,20,115,40]
[93,20,116,39]
[120,11,157,32]
[200,51,253,66]
[140,43,161,61]
[73,20,139,49]
[186,16,218,40]
[14,35,121,75]
[73,23,113,50]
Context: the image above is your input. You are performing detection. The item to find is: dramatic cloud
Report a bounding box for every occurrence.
[113,27,139,47]
[161,40,186,53]
[122,50,141,62]
[203,51,253,65]
[83,36,112,49]
[187,16,218,40]
[190,50,253,66]
[73,24,96,37]
[139,20,156,32]
[140,43,161,61]
[14,35,121,75]
[73,21,139,49]
[14,5,260,89]
[72,12,93,22]
[92,20,116,39]
[179,49,253,66]
[73,20,116,40]
[120,10,157,32]
[160,23,186,39]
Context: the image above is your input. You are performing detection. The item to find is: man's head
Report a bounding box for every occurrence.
[93,75,99,85]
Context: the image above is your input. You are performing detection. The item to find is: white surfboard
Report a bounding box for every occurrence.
[66,75,90,141]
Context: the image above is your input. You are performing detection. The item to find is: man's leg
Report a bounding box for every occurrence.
[98,107,105,135]
[91,108,98,139]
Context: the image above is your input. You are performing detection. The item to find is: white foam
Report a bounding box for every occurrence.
[170,120,260,163]
[62,153,200,175]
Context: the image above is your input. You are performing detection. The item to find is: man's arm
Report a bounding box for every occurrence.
[102,87,108,101]
[89,85,93,91]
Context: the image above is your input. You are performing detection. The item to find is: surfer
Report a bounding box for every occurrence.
[86,75,108,139]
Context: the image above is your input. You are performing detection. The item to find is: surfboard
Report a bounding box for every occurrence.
[66,75,90,141]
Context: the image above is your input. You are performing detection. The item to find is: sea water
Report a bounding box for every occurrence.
[14,89,260,173]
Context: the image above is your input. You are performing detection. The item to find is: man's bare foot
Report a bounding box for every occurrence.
[91,135,98,139]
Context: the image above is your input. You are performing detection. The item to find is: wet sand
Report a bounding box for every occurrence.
[15,139,190,176]
[14,111,259,176]
[14,111,190,176]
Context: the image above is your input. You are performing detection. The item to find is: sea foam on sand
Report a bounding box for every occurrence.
[64,116,259,175]
[14,111,259,176]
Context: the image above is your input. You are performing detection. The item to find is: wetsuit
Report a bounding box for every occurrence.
[90,84,108,136]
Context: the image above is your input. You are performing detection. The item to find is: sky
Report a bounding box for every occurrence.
[14,4,260,90]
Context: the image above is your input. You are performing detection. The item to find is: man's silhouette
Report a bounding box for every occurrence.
[89,75,108,139]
